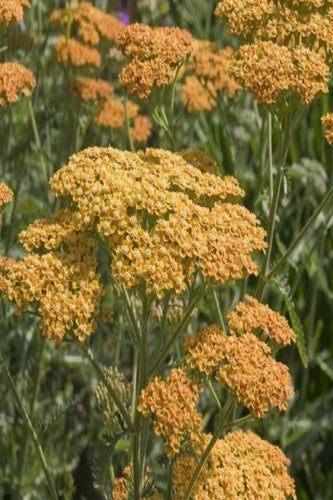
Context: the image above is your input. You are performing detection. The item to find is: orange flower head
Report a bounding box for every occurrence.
[137,368,203,457]
[69,77,113,102]
[0,0,30,26]
[55,36,101,69]
[321,112,333,144]
[117,23,193,98]
[228,294,296,346]
[0,63,36,108]
[130,115,152,143]
[0,182,14,207]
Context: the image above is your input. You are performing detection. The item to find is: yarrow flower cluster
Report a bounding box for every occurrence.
[68,76,113,103]
[186,300,295,418]
[0,182,13,207]
[228,294,296,346]
[0,63,36,108]
[181,40,240,112]
[0,0,30,26]
[1,146,266,338]
[2,232,103,343]
[137,368,203,457]
[50,2,124,46]
[215,0,332,105]
[55,36,102,69]
[94,98,152,143]
[173,430,296,499]
[117,23,193,98]
[321,112,333,144]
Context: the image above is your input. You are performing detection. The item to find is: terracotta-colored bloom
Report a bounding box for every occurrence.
[0,0,30,26]
[0,63,36,108]
[185,325,294,417]
[185,324,228,376]
[117,23,193,98]
[183,40,240,108]
[173,430,296,499]
[50,2,124,46]
[137,368,203,457]
[215,1,332,105]
[0,182,14,207]
[321,112,333,144]
[55,36,101,68]
[2,234,103,343]
[228,294,296,346]
[181,75,216,112]
[215,333,294,417]
[130,115,151,143]
[69,77,113,102]
[95,97,125,129]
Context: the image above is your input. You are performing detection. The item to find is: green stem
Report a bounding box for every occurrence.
[2,364,58,500]
[15,337,46,498]
[266,183,333,280]
[207,379,222,410]
[77,339,134,432]
[28,99,49,184]
[124,98,135,152]
[212,289,226,330]
[268,111,273,201]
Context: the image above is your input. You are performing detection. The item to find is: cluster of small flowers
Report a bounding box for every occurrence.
[95,97,152,143]
[181,40,240,112]
[50,5,152,144]
[137,368,203,457]
[173,430,296,499]
[1,146,266,338]
[48,147,264,298]
[0,2,35,109]
[0,182,13,208]
[117,23,193,98]
[185,296,295,418]
[215,0,332,105]
[50,1,123,66]
[2,233,103,343]
[321,112,333,144]
[0,0,30,26]
[228,294,296,345]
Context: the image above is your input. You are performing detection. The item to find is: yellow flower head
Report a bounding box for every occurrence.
[0,63,36,108]
[173,430,296,499]
[45,147,265,298]
[137,368,203,457]
[231,41,329,105]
